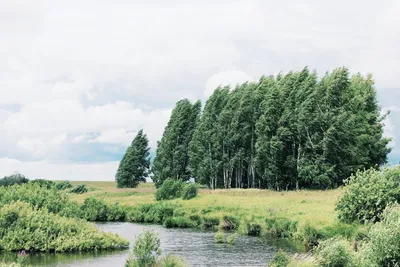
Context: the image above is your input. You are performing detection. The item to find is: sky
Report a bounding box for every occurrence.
[0,0,399,181]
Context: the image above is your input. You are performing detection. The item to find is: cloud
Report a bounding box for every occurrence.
[0,0,399,179]
[204,70,256,97]
[0,157,118,181]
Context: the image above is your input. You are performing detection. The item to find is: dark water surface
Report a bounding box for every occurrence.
[1,222,305,266]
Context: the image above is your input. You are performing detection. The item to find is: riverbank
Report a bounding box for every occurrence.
[69,182,362,249]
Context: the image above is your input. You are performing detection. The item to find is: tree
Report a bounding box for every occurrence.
[115,129,150,188]
[152,99,201,187]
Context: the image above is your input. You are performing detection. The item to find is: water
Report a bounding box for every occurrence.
[1,222,305,266]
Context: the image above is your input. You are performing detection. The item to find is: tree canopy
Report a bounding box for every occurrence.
[155,67,391,190]
[116,129,150,188]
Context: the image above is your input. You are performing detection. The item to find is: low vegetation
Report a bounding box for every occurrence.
[125,229,185,267]
[0,173,29,187]
[155,179,198,201]
[336,167,400,223]
[0,202,128,252]
[69,184,88,194]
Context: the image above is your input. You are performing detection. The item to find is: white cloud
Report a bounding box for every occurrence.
[0,0,399,179]
[0,158,118,181]
[204,70,256,97]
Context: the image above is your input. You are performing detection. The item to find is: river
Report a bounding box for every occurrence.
[1,222,305,266]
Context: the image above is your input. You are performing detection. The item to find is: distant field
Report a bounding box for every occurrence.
[69,181,344,230]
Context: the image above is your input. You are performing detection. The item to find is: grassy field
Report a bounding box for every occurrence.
[69,181,345,231]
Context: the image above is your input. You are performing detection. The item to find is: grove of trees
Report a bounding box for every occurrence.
[153,67,391,190]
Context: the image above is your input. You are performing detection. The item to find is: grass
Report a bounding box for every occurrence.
[69,181,342,231]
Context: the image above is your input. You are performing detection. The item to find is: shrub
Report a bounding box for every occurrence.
[202,216,220,229]
[126,203,176,224]
[0,202,129,252]
[0,183,72,215]
[0,173,29,187]
[55,181,73,190]
[269,249,290,267]
[81,197,109,221]
[181,183,198,200]
[336,166,400,223]
[315,238,355,267]
[246,222,262,236]
[163,217,195,228]
[126,230,161,267]
[358,204,400,266]
[298,224,324,248]
[188,214,203,227]
[220,215,240,231]
[226,233,237,245]
[214,232,224,244]
[155,254,186,267]
[29,179,56,189]
[155,179,184,201]
[265,217,298,238]
[69,184,88,194]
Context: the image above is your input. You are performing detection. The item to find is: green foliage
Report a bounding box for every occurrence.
[0,173,29,187]
[246,222,262,236]
[265,217,298,239]
[299,224,324,248]
[269,249,290,267]
[187,68,390,189]
[126,203,176,224]
[315,238,355,267]
[181,183,198,200]
[0,202,129,252]
[155,254,186,267]
[155,179,184,201]
[226,233,237,245]
[116,129,150,188]
[163,217,195,228]
[358,204,400,266]
[28,179,56,189]
[214,232,224,244]
[336,166,400,223]
[81,197,125,221]
[153,99,201,187]
[69,184,88,194]
[0,183,72,215]
[220,215,240,231]
[202,216,220,229]
[126,230,161,267]
[55,180,73,190]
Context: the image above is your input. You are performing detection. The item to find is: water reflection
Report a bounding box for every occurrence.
[0,222,305,266]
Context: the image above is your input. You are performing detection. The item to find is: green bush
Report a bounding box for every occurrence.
[226,233,237,245]
[126,203,176,224]
[269,249,290,267]
[358,204,400,266]
[0,202,129,252]
[0,173,29,187]
[315,238,355,267]
[336,166,400,223]
[55,181,73,190]
[29,179,56,189]
[155,179,184,201]
[202,216,220,229]
[69,184,88,194]
[299,224,324,248]
[214,232,224,244]
[181,183,198,200]
[126,230,161,267]
[0,183,72,215]
[81,197,109,221]
[246,222,262,236]
[155,254,186,267]
[163,217,195,228]
[265,217,298,238]
[220,215,240,231]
